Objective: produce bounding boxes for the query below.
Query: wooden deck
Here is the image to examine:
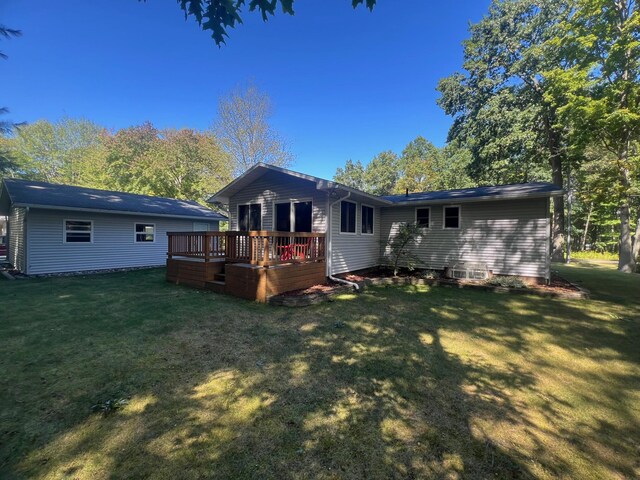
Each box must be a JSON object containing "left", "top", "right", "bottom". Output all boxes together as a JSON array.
[{"left": 166, "top": 231, "right": 326, "bottom": 302}]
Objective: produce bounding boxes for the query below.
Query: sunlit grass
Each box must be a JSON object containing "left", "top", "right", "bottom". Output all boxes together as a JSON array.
[{"left": 1, "top": 264, "right": 638, "bottom": 479}]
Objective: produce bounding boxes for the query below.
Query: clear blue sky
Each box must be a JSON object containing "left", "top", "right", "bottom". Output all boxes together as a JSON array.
[{"left": 1, "top": 0, "right": 489, "bottom": 179}]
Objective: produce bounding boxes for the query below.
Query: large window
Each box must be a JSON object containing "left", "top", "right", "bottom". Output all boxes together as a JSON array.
[
  {"left": 443, "top": 206, "right": 461, "bottom": 229},
  {"left": 293, "top": 201, "right": 312, "bottom": 233},
  {"left": 64, "top": 220, "right": 92, "bottom": 243},
  {"left": 238, "top": 203, "right": 262, "bottom": 231},
  {"left": 340, "top": 200, "right": 356, "bottom": 234},
  {"left": 135, "top": 223, "right": 155, "bottom": 242},
  {"left": 416, "top": 207, "right": 430, "bottom": 228},
  {"left": 275, "top": 202, "right": 291, "bottom": 232},
  {"left": 361, "top": 205, "right": 374, "bottom": 235}
]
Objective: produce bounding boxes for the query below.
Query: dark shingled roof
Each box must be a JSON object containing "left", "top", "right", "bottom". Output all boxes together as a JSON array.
[
  {"left": 1, "top": 178, "right": 227, "bottom": 220},
  {"left": 381, "top": 182, "right": 564, "bottom": 204}
]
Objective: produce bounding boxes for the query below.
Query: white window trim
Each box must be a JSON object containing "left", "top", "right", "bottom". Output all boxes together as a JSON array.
[
  {"left": 442, "top": 205, "right": 461, "bottom": 230},
  {"left": 63, "top": 219, "right": 93, "bottom": 244},
  {"left": 339, "top": 199, "right": 358, "bottom": 235},
  {"left": 361, "top": 203, "right": 375, "bottom": 235},
  {"left": 272, "top": 198, "right": 313, "bottom": 232},
  {"left": 134, "top": 222, "right": 156, "bottom": 243},
  {"left": 193, "top": 222, "right": 210, "bottom": 232},
  {"left": 415, "top": 206, "right": 431, "bottom": 229},
  {"left": 237, "top": 203, "right": 263, "bottom": 231}
]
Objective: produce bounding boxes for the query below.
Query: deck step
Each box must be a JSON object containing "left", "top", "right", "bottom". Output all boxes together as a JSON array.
[
  {"left": 205, "top": 280, "right": 226, "bottom": 294},
  {"left": 213, "top": 273, "right": 226, "bottom": 282}
]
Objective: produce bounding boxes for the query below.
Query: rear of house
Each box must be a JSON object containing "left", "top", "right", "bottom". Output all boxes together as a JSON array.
[
  {"left": 190, "top": 164, "right": 562, "bottom": 302},
  {"left": 0, "top": 179, "right": 226, "bottom": 275}
]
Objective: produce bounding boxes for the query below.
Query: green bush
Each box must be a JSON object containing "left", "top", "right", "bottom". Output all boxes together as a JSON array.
[
  {"left": 571, "top": 250, "right": 618, "bottom": 261},
  {"left": 484, "top": 276, "right": 528, "bottom": 289}
]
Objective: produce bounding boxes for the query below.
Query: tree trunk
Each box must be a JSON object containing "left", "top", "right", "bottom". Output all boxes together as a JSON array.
[
  {"left": 550, "top": 154, "right": 565, "bottom": 262},
  {"left": 618, "top": 202, "right": 636, "bottom": 272},
  {"left": 581, "top": 202, "right": 593, "bottom": 251},
  {"left": 632, "top": 209, "right": 640, "bottom": 265}
]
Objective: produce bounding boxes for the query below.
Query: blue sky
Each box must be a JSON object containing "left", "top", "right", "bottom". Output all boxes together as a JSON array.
[{"left": 1, "top": 0, "right": 489, "bottom": 179}]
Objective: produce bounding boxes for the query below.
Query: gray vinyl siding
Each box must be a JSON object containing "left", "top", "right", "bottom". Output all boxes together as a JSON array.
[
  {"left": 228, "top": 170, "right": 328, "bottom": 232},
  {"left": 330, "top": 201, "right": 381, "bottom": 275},
  {"left": 25, "top": 208, "right": 219, "bottom": 275},
  {"left": 380, "top": 198, "right": 550, "bottom": 278},
  {"left": 8, "top": 206, "right": 26, "bottom": 271}
]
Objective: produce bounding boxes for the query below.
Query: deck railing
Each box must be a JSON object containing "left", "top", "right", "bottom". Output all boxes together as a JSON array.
[{"left": 167, "top": 231, "right": 325, "bottom": 266}]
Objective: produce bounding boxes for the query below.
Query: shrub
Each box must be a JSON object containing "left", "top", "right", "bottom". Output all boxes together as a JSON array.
[
  {"left": 380, "top": 222, "right": 424, "bottom": 276},
  {"left": 571, "top": 250, "right": 618, "bottom": 261},
  {"left": 484, "top": 276, "right": 528, "bottom": 289}
]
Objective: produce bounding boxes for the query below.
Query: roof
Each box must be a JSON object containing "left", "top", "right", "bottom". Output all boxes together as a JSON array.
[
  {"left": 208, "top": 163, "right": 392, "bottom": 206},
  {"left": 208, "top": 163, "right": 564, "bottom": 206},
  {"left": 0, "top": 178, "right": 227, "bottom": 221},
  {"left": 381, "top": 182, "right": 564, "bottom": 205}
]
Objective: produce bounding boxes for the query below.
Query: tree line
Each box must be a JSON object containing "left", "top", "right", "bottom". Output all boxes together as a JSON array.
[
  {"left": 0, "top": 84, "right": 292, "bottom": 205},
  {"left": 333, "top": 0, "right": 639, "bottom": 272}
]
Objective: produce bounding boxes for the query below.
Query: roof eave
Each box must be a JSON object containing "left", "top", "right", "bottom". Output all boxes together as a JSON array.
[
  {"left": 13, "top": 203, "right": 227, "bottom": 221},
  {"left": 386, "top": 190, "right": 565, "bottom": 206}
]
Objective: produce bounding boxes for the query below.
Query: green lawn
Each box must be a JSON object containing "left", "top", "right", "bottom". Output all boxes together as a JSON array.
[{"left": 0, "top": 263, "right": 638, "bottom": 479}]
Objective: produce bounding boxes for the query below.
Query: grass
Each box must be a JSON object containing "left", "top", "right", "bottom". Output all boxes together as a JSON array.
[
  {"left": 570, "top": 250, "right": 618, "bottom": 261},
  {"left": 0, "top": 264, "right": 638, "bottom": 479}
]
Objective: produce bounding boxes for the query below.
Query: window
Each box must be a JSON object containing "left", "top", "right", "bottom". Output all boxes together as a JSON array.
[
  {"left": 340, "top": 201, "right": 356, "bottom": 233},
  {"left": 443, "top": 206, "right": 460, "bottom": 229},
  {"left": 135, "top": 223, "right": 155, "bottom": 242},
  {"left": 416, "top": 207, "right": 430, "bottom": 228},
  {"left": 275, "top": 202, "right": 291, "bottom": 232},
  {"left": 64, "top": 220, "right": 92, "bottom": 243},
  {"left": 238, "top": 204, "right": 262, "bottom": 231},
  {"left": 293, "top": 201, "right": 312, "bottom": 233},
  {"left": 361, "top": 205, "right": 374, "bottom": 234},
  {"left": 193, "top": 222, "right": 210, "bottom": 232}
]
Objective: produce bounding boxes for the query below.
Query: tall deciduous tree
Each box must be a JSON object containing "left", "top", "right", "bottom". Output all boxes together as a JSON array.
[
  {"left": 5, "top": 118, "right": 107, "bottom": 185},
  {"left": 364, "top": 151, "right": 399, "bottom": 195},
  {"left": 214, "top": 83, "right": 293, "bottom": 175},
  {"left": 437, "top": 0, "right": 572, "bottom": 262},
  {"left": 545, "top": 0, "right": 640, "bottom": 271},
  {"left": 334, "top": 159, "right": 367, "bottom": 191},
  {"left": 1, "top": 25, "right": 22, "bottom": 136},
  {"left": 170, "top": 0, "right": 376, "bottom": 45}
]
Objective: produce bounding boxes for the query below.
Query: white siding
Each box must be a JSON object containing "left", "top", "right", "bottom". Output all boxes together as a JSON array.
[
  {"left": 329, "top": 201, "right": 381, "bottom": 275},
  {"left": 8, "top": 206, "right": 26, "bottom": 271},
  {"left": 228, "top": 170, "right": 328, "bottom": 232},
  {"left": 25, "top": 208, "right": 219, "bottom": 275},
  {"left": 380, "top": 198, "right": 550, "bottom": 278}
]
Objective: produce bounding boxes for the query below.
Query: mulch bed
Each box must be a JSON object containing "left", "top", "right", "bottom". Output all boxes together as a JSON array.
[{"left": 269, "top": 267, "right": 589, "bottom": 307}]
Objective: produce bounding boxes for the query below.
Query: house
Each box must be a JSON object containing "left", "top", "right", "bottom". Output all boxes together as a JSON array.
[
  {"left": 0, "top": 178, "right": 226, "bottom": 275},
  {"left": 166, "top": 163, "right": 563, "bottom": 302}
]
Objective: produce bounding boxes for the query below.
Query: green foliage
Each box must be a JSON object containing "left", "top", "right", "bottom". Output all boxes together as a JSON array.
[
  {"left": 333, "top": 137, "right": 475, "bottom": 196},
  {"left": 170, "top": 0, "right": 376, "bottom": 45},
  {"left": 571, "top": 250, "right": 619, "bottom": 260},
  {"left": 381, "top": 222, "right": 424, "bottom": 276},
  {"left": 484, "top": 276, "right": 528, "bottom": 289}
]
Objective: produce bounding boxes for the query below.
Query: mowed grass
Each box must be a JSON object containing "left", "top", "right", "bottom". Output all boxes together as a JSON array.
[{"left": 0, "top": 264, "right": 638, "bottom": 480}]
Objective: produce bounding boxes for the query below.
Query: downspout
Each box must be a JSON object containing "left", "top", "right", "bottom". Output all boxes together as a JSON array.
[{"left": 327, "top": 191, "right": 360, "bottom": 291}]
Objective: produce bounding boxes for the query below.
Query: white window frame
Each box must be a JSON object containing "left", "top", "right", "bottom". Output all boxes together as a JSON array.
[
  {"left": 361, "top": 203, "right": 375, "bottom": 235},
  {"left": 193, "top": 222, "right": 210, "bottom": 232},
  {"left": 272, "top": 198, "right": 313, "bottom": 232},
  {"left": 339, "top": 200, "right": 357, "bottom": 235},
  {"left": 134, "top": 222, "right": 156, "bottom": 243},
  {"left": 415, "top": 207, "right": 431, "bottom": 229},
  {"left": 442, "top": 205, "right": 461, "bottom": 230},
  {"left": 63, "top": 219, "right": 93, "bottom": 244},
  {"left": 237, "top": 203, "right": 263, "bottom": 231}
]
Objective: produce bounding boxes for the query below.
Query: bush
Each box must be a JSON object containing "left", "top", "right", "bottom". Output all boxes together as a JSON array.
[
  {"left": 484, "top": 276, "right": 528, "bottom": 289},
  {"left": 571, "top": 250, "right": 618, "bottom": 261}
]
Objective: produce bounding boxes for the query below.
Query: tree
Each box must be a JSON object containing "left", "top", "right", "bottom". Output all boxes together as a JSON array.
[
  {"left": 171, "top": 0, "right": 376, "bottom": 46},
  {"left": 545, "top": 0, "right": 640, "bottom": 271},
  {"left": 4, "top": 118, "right": 107, "bottom": 185},
  {"left": 334, "top": 159, "right": 367, "bottom": 191},
  {"left": 144, "top": 128, "right": 233, "bottom": 202},
  {"left": 1, "top": 25, "right": 22, "bottom": 136},
  {"left": 214, "top": 83, "right": 293, "bottom": 175},
  {"left": 396, "top": 137, "right": 441, "bottom": 194},
  {"left": 437, "top": 0, "right": 573, "bottom": 262},
  {"left": 381, "top": 222, "right": 424, "bottom": 276}
]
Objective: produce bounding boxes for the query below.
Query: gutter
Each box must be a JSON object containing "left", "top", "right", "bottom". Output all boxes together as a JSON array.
[
  {"left": 327, "top": 191, "right": 360, "bottom": 292},
  {"left": 386, "top": 191, "right": 566, "bottom": 207}
]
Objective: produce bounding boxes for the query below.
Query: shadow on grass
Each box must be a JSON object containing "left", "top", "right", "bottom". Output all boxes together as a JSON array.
[{"left": 1, "top": 266, "right": 638, "bottom": 479}]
